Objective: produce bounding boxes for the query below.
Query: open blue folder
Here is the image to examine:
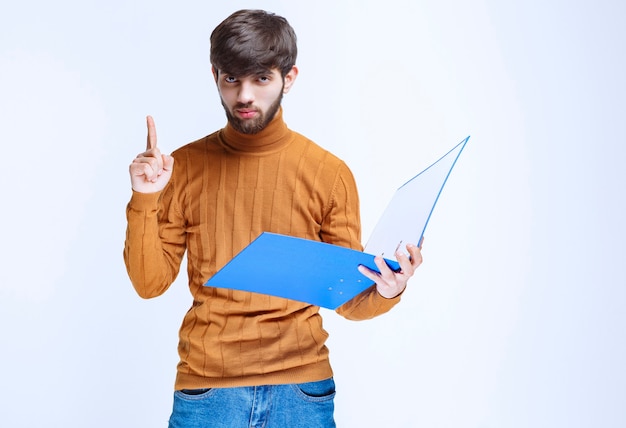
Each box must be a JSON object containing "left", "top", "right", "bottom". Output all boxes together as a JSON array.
[{"left": 206, "top": 136, "right": 469, "bottom": 309}]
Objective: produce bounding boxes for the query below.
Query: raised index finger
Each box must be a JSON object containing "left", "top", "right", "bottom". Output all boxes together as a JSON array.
[{"left": 146, "top": 115, "right": 157, "bottom": 150}]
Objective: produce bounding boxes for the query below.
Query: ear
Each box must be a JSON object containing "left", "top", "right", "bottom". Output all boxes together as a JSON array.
[
  {"left": 211, "top": 66, "right": 218, "bottom": 83},
  {"left": 282, "top": 66, "right": 299, "bottom": 94}
]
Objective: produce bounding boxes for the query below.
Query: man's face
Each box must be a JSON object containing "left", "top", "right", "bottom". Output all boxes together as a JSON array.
[{"left": 214, "top": 66, "right": 297, "bottom": 134}]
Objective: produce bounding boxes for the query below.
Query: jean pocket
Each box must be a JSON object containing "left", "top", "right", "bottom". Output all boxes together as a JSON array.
[
  {"left": 175, "top": 388, "right": 214, "bottom": 400},
  {"left": 292, "top": 378, "right": 336, "bottom": 402}
]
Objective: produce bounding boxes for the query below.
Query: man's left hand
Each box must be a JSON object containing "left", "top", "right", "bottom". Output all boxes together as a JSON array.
[{"left": 357, "top": 241, "right": 423, "bottom": 299}]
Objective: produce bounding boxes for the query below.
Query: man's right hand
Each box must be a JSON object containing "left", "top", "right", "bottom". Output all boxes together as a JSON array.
[{"left": 129, "top": 115, "right": 175, "bottom": 193}]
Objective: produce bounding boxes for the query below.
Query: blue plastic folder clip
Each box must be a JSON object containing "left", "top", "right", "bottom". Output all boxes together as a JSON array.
[{"left": 206, "top": 136, "right": 470, "bottom": 309}]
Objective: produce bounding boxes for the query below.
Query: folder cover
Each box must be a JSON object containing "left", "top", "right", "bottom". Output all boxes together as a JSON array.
[{"left": 206, "top": 136, "right": 469, "bottom": 309}]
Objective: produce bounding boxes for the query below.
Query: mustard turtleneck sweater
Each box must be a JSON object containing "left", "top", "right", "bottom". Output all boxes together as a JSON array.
[{"left": 124, "top": 109, "right": 402, "bottom": 390}]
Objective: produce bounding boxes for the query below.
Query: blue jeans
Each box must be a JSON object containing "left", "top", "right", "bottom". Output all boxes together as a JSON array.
[{"left": 168, "top": 378, "right": 336, "bottom": 428}]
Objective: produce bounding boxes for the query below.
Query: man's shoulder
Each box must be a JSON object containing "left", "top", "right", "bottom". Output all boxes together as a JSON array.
[
  {"left": 291, "top": 131, "right": 345, "bottom": 164},
  {"left": 172, "top": 131, "right": 221, "bottom": 158}
]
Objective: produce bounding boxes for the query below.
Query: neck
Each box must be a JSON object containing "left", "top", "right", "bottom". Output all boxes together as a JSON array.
[{"left": 219, "top": 107, "right": 292, "bottom": 154}]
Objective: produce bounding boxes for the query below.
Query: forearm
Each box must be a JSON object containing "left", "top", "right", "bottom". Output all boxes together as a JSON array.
[
  {"left": 123, "top": 190, "right": 185, "bottom": 298},
  {"left": 320, "top": 164, "right": 405, "bottom": 319}
]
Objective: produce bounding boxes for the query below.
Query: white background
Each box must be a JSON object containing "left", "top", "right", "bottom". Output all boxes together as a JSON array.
[{"left": 1, "top": 0, "right": 624, "bottom": 427}]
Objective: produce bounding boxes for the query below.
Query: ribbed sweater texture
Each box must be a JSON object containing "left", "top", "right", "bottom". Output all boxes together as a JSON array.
[{"left": 124, "top": 109, "right": 401, "bottom": 390}]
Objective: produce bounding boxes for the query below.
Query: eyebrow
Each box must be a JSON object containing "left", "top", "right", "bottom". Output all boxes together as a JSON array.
[{"left": 219, "top": 68, "right": 274, "bottom": 78}]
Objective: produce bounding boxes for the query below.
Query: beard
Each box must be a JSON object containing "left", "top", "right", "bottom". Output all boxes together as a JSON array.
[{"left": 222, "top": 90, "right": 284, "bottom": 135}]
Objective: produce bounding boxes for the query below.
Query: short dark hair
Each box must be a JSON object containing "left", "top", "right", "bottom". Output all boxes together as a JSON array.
[{"left": 210, "top": 9, "right": 297, "bottom": 78}]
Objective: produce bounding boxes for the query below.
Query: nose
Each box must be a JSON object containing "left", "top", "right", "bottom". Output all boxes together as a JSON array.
[{"left": 237, "top": 80, "right": 254, "bottom": 105}]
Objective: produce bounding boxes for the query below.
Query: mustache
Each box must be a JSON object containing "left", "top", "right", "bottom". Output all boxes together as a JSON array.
[{"left": 234, "top": 103, "right": 258, "bottom": 110}]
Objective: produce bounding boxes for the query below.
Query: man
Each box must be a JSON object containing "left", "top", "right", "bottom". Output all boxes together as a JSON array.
[{"left": 124, "top": 9, "right": 422, "bottom": 428}]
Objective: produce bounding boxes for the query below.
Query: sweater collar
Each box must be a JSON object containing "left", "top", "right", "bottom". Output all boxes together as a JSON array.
[{"left": 218, "top": 107, "right": 293, "bottom": 155}]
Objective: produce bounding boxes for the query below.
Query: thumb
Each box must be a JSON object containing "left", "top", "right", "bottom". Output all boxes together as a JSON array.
[{"left": 162, "top": 154, "right": 175, "bottom": 173}]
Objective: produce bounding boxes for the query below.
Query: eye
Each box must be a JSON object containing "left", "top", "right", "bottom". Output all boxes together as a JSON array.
[
  {"left": 258, "top": 75, "right": 271, "bottom": 83},
  {"left": 224, "top": 75, "right": 237, "bottom": 83}
]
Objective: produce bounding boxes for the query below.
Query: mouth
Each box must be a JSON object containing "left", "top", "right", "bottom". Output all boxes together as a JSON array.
[{"left": 235, "top": 108, "right": 258, "bottom": 119}]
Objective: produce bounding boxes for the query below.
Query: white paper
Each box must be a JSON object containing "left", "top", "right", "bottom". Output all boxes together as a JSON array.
[{"left": 364, "top": 136, "right": 469, "bottom": 261}]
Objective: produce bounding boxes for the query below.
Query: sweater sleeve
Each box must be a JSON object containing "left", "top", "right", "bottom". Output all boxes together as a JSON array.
[
  {"left": 335, "top": 285, "right": 403, "bottom": 320},
  {"left": 321, "top": 162, "right": 403, "bottom": 320},
  {"left": 123, "top": 183, "right": 187, "bottom": 299}
]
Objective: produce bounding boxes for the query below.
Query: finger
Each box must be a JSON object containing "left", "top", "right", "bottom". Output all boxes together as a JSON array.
[
  {"left": 146, "top": 115, "right": 157, "bottom": 151},
  {"left": 134, "top": 152, "right": 164, "bottom": 178},
  {"left": 374, "top": 255, "right": 398, "bottom": 280},
  {"left": 394, "top": 250, "right": 415, "bottom": 277},
  {"left": 357, "top": 264, "right": 379, "bottom": 282},
  {"left": 406, "top": 244, "right": 423, "bottom": 268},
  {"left": 162, "top": 154, "right": 175, "bottom": 172},
  {"left": 131, "top": 157, "right": 158, "bottom": 179},
  {"left": 396, "top": 250, "right": 411, "bottom": 273},
  {"left": 130, "top": 159, "right": 156, "bottom": 181},
  {"left": 359, "top": 263, "right": 395, "bottom": 289}
]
